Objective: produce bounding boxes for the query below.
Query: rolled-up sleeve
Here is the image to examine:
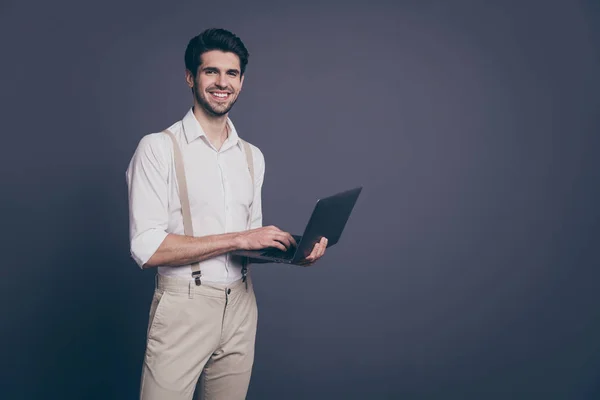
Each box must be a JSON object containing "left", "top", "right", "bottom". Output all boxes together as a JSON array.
[
  {"left": 125, "top": 134, "right": 170, "bottom": 268},
  {"left": 249, "top": 146, "right": 265, "bottom": 230}
]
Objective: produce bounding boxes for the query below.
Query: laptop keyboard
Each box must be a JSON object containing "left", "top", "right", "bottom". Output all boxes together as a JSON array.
[
  {"left": 260, "top": 235, "right": 302, "bottom": 260},
  {"left": 260, "top": 247, "right": 294, "bottom": 260}
]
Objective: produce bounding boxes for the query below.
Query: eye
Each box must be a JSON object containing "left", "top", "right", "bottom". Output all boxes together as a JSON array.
[{"left": 227, "top": 71, "right": 238, "bottom": 77}]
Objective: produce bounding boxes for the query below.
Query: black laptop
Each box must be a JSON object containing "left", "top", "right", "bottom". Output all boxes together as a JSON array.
[{"left": 231, "top": 187, "right": 362, "bottom": 264}]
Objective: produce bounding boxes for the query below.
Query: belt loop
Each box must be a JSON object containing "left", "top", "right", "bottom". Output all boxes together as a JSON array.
[{"left": 188, "top": 281, "right": 194, "bottom": 299}]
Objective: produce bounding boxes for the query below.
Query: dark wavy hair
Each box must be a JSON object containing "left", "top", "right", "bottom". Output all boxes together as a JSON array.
[{"left": 184, "top": 28, "right": 249, "bottom": 77}]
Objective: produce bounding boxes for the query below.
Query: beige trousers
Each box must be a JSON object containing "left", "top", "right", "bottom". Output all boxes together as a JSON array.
[{"left": 140, "top": 274, "right": 258, "bottom": 400}]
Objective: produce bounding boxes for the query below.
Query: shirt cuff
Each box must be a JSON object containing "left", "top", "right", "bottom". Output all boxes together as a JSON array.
[{"left": 130, "top": 229, "right": 169, "bottom": 268}]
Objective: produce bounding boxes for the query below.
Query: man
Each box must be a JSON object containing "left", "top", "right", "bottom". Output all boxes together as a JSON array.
[{"left": 126, "top": 28, "right": 327, "bottom": 400}]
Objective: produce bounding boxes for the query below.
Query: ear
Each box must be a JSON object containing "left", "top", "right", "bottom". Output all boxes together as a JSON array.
[
  {"left": 239, "top": 74, "right": 245, "bottom": 91},
  {"left": 185, "top": 69, "right": 195, "bottom": 89}
]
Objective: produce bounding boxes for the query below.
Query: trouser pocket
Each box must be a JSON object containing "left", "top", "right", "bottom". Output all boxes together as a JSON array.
[{"left": 146, "top": 289, "right": 168, "bottom": 338}]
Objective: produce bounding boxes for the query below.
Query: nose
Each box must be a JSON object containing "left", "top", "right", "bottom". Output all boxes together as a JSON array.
[{"left": 215, "top": 74, "right": 229, "bottom": 89}]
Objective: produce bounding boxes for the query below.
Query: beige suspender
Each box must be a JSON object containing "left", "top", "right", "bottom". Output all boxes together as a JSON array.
[
  {"left": 163, "top": 129, "right": 254, "bottom": 285},
  {"left": 239, "top": 138, "right": 254, "bottom": 289}
]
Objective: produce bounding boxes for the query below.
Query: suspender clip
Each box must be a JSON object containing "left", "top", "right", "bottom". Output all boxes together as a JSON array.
[
  {"left": 242, "top": 264, "right": 248, "bottom": 290},
  {"left": 193, "top": 271, "right": 202, "bottom": 286}
]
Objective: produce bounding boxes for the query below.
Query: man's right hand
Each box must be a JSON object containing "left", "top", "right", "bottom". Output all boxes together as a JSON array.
[{"left": 236, "top": 226, "right": 297, "bottom": 252}]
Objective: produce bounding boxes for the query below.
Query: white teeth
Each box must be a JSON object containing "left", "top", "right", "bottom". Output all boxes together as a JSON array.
[{"left": 212, "top": 92, "right": 228, "bottom": 98}]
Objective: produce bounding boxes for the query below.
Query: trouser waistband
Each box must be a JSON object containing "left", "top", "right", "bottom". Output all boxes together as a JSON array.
[{"left": 155, "top": 273, "right": 253, "bottom": 299}]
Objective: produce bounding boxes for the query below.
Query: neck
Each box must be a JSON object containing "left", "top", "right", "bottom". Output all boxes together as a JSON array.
[{"left": 192, "top": 104, "right": 229, "bottom": 146}]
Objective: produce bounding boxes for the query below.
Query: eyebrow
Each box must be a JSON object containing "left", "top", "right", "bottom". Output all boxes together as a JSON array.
[{"left": 201, "top": 66, "right": 240, "bottom": 75}]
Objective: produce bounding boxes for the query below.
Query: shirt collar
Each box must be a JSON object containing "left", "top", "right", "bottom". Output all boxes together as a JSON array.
[{"left": 182, "top": 107, "right": 240, "bottom": 149}]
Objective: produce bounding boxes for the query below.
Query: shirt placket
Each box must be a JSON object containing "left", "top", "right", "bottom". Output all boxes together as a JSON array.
[{"left": 216, "top": 150, "right": 231, "bottom": 279}]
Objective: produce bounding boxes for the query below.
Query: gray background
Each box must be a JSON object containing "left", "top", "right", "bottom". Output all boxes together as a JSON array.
[{"left": 1, "top": 0, "right": 599, "bottom": 399}]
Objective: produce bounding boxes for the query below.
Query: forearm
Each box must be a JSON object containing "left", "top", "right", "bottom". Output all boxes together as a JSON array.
[{"left": 143, "top": 232, "right": 243, "bottom": 269}]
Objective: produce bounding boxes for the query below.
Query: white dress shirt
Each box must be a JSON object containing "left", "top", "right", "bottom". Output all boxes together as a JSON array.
[{"left": 126, "top": 108, "right": 265, "bottom": 283}]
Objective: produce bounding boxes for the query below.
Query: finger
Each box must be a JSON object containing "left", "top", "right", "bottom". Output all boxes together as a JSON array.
[
  {"left": 267, "top": 232, "right": 287, "bottom": 248},
  {"left": 314, "top": 244, "right": 324, "bottom": 260},
  {"left": 270, "top": 240, "right": 287, "bottom": 252},
  {"left": 310, "top": 240, "right": 325, "bottom": 261},
  {"left": 280, "top": 232, "right": 296, "bottom": 249},
  {"left": 305, "top": 243, "right": 319, "bottom": 261},
  {"left": 284, "top": 233, "right": 296, "bottom": 248},
  {"left": 314, "top": 246, "right": 324, "bottom": 260},
  {"left": 288, "top": 233, "right": 297, "bottom": 248},
  {"left": 268, "top": 228, "right": 296, "bottom": 248},
  {"left": 318, "top": 238, "right": 328, "bottom": 258},
  {"left": 273, "top": 232, "right": 294, "bottom": 250}
]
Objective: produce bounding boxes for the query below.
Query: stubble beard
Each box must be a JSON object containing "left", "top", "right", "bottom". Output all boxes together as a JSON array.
[{"left": 194, "top": 86, "right": 239, "bottom": 117}]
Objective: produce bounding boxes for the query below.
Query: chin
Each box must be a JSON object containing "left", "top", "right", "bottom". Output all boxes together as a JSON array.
[
  {"left": 210, "top": 103, "right": 234, "bottom": 114},
  {"left": 207, "top": 107, "right": 230, "bottom": 117}
]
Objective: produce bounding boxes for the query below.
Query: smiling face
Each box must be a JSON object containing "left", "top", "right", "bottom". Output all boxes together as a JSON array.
[{"left": 186, "top": 50, "right": 244, "bottom": 117}]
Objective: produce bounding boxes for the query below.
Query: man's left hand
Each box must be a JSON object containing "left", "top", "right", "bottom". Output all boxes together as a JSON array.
[{"left": 297, "top": 237, "right": 328, "bottom": 267}]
